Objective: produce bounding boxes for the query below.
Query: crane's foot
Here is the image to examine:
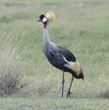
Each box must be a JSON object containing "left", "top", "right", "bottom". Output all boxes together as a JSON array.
[{"left": 66, "top": 90, "right": 72, "bottom": 98}]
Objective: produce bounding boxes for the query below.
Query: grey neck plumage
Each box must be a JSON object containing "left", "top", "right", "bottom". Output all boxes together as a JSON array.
[
  {"left": 43, "top": 21, "right": 58, "bottom": 54},
  {"left": 43, "top": 21, "right": 51, "bottom": 54}
]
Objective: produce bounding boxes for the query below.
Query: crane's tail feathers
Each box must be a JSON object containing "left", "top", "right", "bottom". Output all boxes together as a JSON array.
[{"left": 64, "top": 60, "right": 81, "bottom": 75}]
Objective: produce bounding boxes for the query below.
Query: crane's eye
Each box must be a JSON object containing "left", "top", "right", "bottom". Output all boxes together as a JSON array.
[{"left": 42, "top": 17, "right": 47, "bottom": 22}]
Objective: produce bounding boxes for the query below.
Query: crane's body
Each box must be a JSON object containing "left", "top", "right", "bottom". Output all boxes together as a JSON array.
[{"left": 37, "top": 14, "right": 84, "bottom": 98}]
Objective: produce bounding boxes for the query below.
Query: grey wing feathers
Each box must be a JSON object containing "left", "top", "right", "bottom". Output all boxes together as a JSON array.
[
  {"left": 45, "top": 51, "right": 67, "bottom": 69},
  {"left": 56, "top": 45, "right": 76, "bottom": 62},
  {"left": 44, "top": 43, "right": 76, "bottom": 70}
]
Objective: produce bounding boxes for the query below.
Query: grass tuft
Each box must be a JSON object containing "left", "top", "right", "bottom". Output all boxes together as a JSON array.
[
  {"left": 0, "top": 15, "right": 14, "bottom": 23},
  {"left": 0, "top": 61, "right": 19, "bottom": 96},
  {"left": 0, "top": 60, "right": 27, "bottom": 96},
  {"left": 98, "top": 90, "right": 109, "bottom": 99},
  {"left": 0, "top": 34, "right": 27, "bottom": 97}
]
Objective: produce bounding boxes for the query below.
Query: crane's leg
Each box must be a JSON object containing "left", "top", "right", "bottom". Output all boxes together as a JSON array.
[
  {"left": 66, "top": 76, "right": 74, "bottom": 98},
  {"left": 62, "top": 71, "right": 65, "bottom": 97}
]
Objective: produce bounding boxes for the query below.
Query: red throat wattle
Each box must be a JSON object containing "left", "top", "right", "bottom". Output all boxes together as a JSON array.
[{"left": 44, "top": 24, "right": 46, "bottom": 28}]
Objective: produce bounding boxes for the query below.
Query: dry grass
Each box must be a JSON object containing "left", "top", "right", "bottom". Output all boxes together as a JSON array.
[
  {"left": 0, "top": 35, "right": 27, "bottom": 97},
  {"left": 0, "top": 61, "right": 20, "bottom": 96},
  {"left": 0, "top": 60, "right": 27, "bottom": 97}
]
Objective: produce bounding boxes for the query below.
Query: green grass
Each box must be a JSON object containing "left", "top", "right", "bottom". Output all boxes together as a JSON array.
[
  {"left": 0, "top": 0, "right": 109, "bottom": 109},
  {"left": 0, "top": 96, "right": 109, "bottom": 110}
]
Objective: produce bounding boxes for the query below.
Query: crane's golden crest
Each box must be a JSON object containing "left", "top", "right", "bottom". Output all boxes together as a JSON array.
[{"left": 46, "top": 11, "right": 56, "bottom": 22}]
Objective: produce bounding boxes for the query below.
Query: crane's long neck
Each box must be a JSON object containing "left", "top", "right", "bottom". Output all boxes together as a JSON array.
[{"left": 43, "top": 21, "right": 51, "bottom": 53}]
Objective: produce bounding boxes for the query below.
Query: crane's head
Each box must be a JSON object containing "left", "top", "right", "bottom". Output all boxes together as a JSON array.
[
  {"left": 74, "top": 68, "right": 84, "bottom": 80},
  {"left": 37, "top": 11, "right": 56, "bottom": 28},
  {"left": 37, "top": 14, "right": 48, "bottom": 29},
  {"left": 37, "top": 15, "right": 48, "bottom": 23},
  {"left": 79, "top": 68, "right": 84, "bottom": 80}
]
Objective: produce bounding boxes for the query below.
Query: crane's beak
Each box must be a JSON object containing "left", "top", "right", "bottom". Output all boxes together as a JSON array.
[{"left": 37, "top": 19, "right": 41, "bottom": 22}]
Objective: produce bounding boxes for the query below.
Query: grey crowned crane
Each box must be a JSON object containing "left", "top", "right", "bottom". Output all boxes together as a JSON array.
[{"left": 37, "top": 11, "right": 84, "bottom": 98}]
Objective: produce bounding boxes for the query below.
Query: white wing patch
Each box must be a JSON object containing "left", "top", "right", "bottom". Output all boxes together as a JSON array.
[{"left": 62, "top": 55, "right": 80, "bottom": 75}]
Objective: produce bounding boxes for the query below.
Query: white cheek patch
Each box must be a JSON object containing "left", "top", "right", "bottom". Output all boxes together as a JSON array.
[{"left": 42, "top": 17, "right": 47, "bottom": 22}]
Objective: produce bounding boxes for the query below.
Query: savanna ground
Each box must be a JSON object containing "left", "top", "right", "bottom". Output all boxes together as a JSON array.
[{"left": 0, "top": 0, "right": 109, "bottom": 109}]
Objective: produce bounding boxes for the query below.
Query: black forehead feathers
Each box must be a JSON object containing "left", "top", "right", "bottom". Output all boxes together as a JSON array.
[{"left": 39, "top": 14, "right": 45, "bottom": 20}]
